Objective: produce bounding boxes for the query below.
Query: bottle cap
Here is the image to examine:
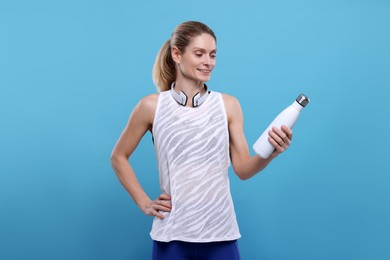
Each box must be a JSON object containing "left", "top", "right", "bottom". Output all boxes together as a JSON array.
[{"left": 296, "top": 94, "right": 310, "bottom": 107}]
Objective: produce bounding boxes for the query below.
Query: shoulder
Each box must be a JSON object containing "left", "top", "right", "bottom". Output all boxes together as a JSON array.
[
  {"left": 221, "top": 93, "right": 243, "bottom": 123},
  {"left": 133, "top": 93, "right": 159, "bottom": 123},
  {"left": 221, "top": 93, "right": 240, "bottom": 107},
  {"left": 138, "top": 93, "right": 159, "bottom": 109}
]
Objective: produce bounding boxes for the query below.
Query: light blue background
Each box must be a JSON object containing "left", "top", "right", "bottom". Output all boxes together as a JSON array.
[{"left": 1, "top": 0, "right": 389, "bottom": 259}]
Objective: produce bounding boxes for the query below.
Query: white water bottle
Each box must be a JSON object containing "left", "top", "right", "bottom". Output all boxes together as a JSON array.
[{"left": 253, "top": 94, "right": 310, "bottom": 159}]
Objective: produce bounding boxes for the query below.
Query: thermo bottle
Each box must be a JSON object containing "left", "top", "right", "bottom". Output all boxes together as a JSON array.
[{"left": 253, "top": 94, "right": 310, "bottom": 159}]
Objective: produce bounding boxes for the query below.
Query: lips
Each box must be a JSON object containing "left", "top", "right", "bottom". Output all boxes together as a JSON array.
[{"left": 197, "top": 69, "right": 212, "bottom": 73}]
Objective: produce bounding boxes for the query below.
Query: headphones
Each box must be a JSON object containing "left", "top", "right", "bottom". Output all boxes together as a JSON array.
[{"left": 170, "top": 82, "right": 210, "bottom": 107}]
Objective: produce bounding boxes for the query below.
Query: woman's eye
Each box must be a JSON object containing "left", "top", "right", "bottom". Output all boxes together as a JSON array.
[{"left": 195, "top": 53, "right": 202, "bottom": 57}]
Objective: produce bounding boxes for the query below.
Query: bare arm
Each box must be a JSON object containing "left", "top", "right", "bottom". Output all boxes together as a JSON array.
[
  {"left": 110, "top": 94, "right": 171, "bottom": 219},
  {"left": 223, "top": 94, "right": 292, "bottom": 180}
]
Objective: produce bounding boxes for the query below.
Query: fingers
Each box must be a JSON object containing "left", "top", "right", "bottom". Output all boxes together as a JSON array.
[
  {"left": 148, "top": 203, "right": 168, "bottom": 219},
  {"left": 154, "top": 201, "right": 172, "bottom": 213},
  {"left": 159, "top": 194, "right": 171, "bottom": 201},
  {"left": 268, "top": 126, "right": 293, "bottom": 154},
  {"left": 149, "top": 194, "right": 172, "bottom": 219},
  {"left": 281, "top": 125, "right": 293, "bottom": 141},
  {"left": 157, "top": 194, "right": 172, "bottom": 210},
  {"left": 269, "top": 127, "right": 289, "bottom": 148},
  {"left": 268, "top": 136, "right": 285, "bottom": 154},
  {"left": 154, "top": 211, "right": 165, "bottom": 219},
  {"left": 152, "top": 204, "right": 166, "bottom": 219}
]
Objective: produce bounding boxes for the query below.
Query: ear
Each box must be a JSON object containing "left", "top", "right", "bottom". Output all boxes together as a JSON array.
[{"left": 171, "top": 46, "right": 181, "bottom": 64}]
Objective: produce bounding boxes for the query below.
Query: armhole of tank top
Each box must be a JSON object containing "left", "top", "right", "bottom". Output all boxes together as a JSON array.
[
  {"left": 152, "top": 92, "right": 163, "bottom": 137},
  {"left": 218, "top": 93, "right": 231, "bottom": 167}
]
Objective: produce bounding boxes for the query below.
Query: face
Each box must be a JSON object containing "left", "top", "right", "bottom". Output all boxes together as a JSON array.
[{"left": 173, "top": 33, "right": 217, "bottom": 83}]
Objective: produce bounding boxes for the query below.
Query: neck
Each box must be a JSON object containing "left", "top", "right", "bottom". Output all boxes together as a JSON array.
[{"left": 174, "top": 77, "right": 206, "bottom": 97}]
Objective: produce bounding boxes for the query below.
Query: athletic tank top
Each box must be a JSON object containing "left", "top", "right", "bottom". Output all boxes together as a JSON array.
[{"left": 150, "top": 90, "right": 241, "bottom": 242}]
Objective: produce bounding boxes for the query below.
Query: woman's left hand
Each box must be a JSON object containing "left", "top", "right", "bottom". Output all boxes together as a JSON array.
[{"left": 268, "top": 125, "right": 293, "bottom": 157}]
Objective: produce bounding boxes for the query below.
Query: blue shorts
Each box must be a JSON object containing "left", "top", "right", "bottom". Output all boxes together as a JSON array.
[{"left": 152, "top": 240, "right": 241, "bottom": 260}]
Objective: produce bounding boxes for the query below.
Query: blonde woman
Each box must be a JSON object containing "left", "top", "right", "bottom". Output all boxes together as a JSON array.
[{"left": 111, "top": 21, "right": 292, "bottom": 260}]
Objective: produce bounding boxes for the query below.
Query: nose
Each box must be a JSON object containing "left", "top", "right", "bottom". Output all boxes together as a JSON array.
[{"left": 203, "top": 56, "right": 215, "bottom": 67}]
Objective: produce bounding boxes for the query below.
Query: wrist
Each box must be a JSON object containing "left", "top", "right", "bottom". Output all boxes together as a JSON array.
[{"left": 137, "top": 198, "right": 153, "bottom": 213}]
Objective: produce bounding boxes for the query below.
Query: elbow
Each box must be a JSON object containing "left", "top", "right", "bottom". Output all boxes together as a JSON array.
[
  {"left": 110, "top": 151, "right": 118, "bottom": 166},
  {"left": 110, "top": 153, "right": 118, "bottom": 173},
  {"left": 231, "top": 154, "right": 255, "bottom": 180},
  {"left": 110, "top": 151, "right": 125, "bottom": 170},
  {"left": 236, "top": 172, "right": 251, "bottom": 181},
  {"left": 233, "top": 167, "right": 251, "bottom": 181},
  {"left": 110, "top": 150, "right": 131, "bottom": 173}
]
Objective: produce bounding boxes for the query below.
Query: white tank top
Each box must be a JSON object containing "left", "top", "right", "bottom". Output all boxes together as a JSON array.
[{"left": 150, "top": 90, "right": 241, "bottom": 242}]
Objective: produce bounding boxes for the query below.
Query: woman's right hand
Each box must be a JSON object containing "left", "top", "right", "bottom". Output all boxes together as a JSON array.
[{"left": 143, "top": 194, "right": 172, "bottom": 219}]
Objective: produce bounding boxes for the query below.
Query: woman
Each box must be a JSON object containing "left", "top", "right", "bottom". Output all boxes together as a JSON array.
[{"left": 111, "top": 21, "right": 292, "bottom": 260}]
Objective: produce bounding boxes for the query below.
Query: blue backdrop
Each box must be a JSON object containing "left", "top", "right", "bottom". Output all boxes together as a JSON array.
[{"left": 1, "top": 0, "right": 389, "bottom": 259}]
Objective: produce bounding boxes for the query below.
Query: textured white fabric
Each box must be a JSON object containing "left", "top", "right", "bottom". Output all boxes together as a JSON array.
[{"left": 150, "top": 90, "right": 241, "bottom": 242}]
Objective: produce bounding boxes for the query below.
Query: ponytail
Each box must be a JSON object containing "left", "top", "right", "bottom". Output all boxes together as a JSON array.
[{"left": 153, "top": 39, "right": 176, "bottom": 92}]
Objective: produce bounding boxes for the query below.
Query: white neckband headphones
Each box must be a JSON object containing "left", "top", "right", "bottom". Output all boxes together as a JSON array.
[{"left": 170, "top": 82, "right": 210, "bottom": 107}]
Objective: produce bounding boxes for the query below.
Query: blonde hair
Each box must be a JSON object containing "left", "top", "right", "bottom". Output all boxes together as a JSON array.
[{"left": 152, "top": 21, "right": 216, "bottom": 92}]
